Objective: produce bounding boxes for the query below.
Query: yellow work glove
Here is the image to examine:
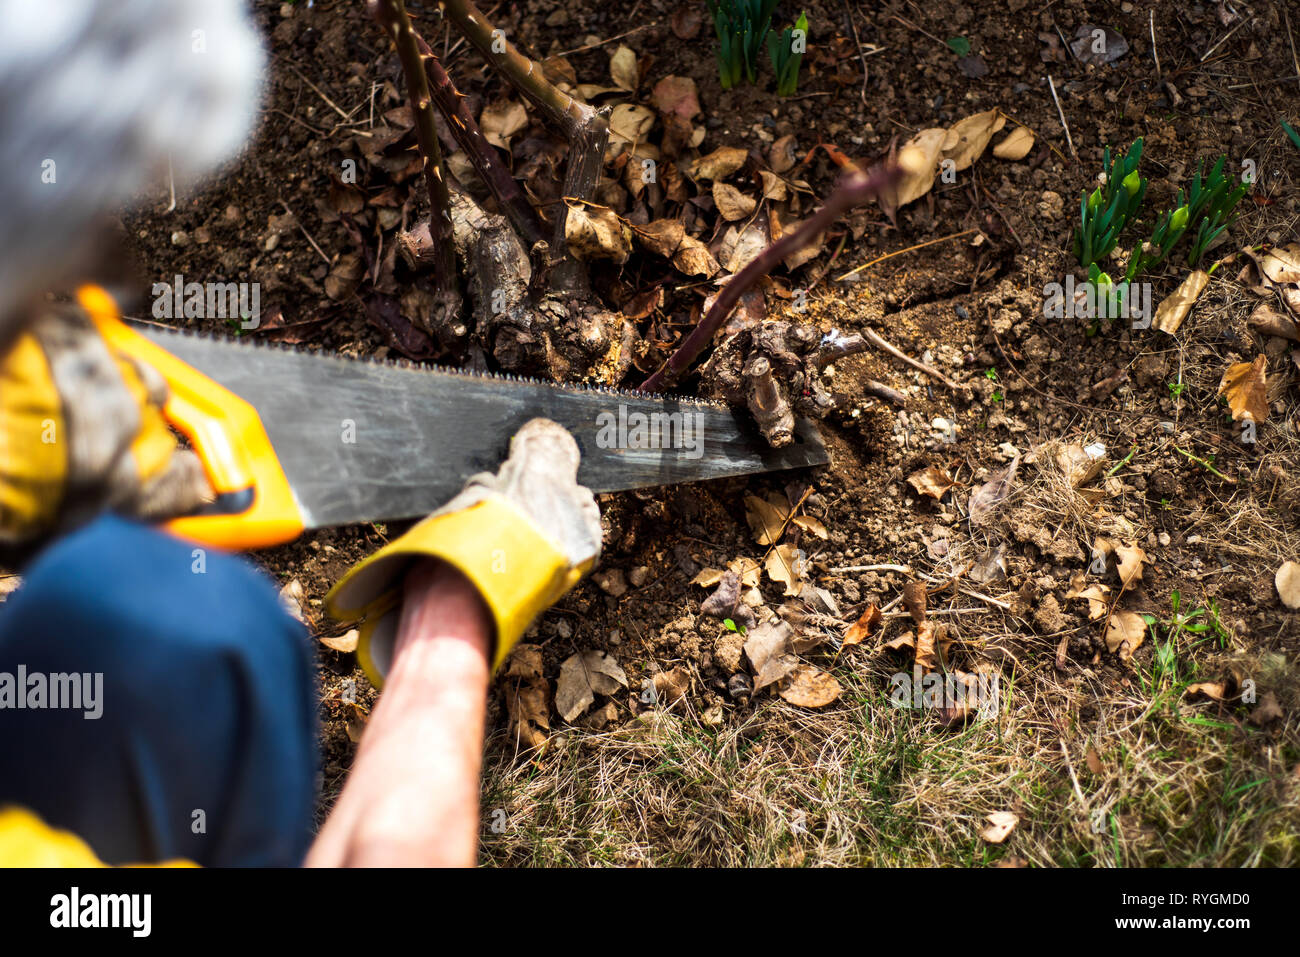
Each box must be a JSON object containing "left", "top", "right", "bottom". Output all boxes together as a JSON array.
[
  {"left": 0, "top": 292, "right": 212, "bottom": 550},
  {"left": 326, "top": 418, "right": 602, "bottom": 685}
]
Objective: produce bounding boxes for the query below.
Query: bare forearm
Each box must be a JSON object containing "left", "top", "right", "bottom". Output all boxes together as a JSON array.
[{"left": 308, "top": 561, "right": 491, "bottom": 867}]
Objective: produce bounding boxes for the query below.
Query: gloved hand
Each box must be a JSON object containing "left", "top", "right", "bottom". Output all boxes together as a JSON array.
[
  {"left": 0, "top": 292, "right": 213, "bottom": 550},
  {"left": 326, "top": 418, "right": 602, "bottom": 685}
]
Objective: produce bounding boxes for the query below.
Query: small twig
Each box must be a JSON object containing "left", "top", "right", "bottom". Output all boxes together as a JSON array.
[
  {"left": 841, "top": 0, "right": 870, "bottom": 106},
  {"left": 1284, "top": 6, "right": 1300, "bottom": 84},
  {"left": 1149, "top": 10, "right": 1162, "bottom": 78},
  {"left": 637, "top": 163, "right": 902, "bottom": 392},
  {"left": 551, "top": 24, "right": 655, "bottom": 58},
  {"left": 889, "top": 13, "right": 945, "bottom": 47},
  {"left": 1047, "top": 74, "right": 1077, "bottom": 159},
  {"left": 863, "top": 379, "right": 908, "bottom": 407},
  {"left": 835, "top": 228, "right": 976, "bottom": 282},
  {"left": 1200, "top": 16, "right": 1252, "bottom": 62},
  {"left": 164, "top": 152, "right": 176, "bottom": 214},
  {"left": 1105, "top": 444, "right": 1137, "bottom": 478},
  {"left": 828, "top": 563, "right": 912, "bottom": 574},
  {"left": 279, "top": 200, "right": 332, "bottom": 266},
  {"left": 860, "top": 328, "right": 960, "bottom": 391}
]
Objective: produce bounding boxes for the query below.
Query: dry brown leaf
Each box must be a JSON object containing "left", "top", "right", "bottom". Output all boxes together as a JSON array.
[
  {"left": 1085, "top": 744, "right": 1103, "bottom": 774},
  {"left": 1066, "top": 581, "right": 1111, "bottom": 621},
  {"left": 1248, "top": 301, "right": 1300, "bottom": 342},
  {"left": 608, "top": 103, "right": 656, "bottom": 146},
  {"left": 278, "top": 578, "right": 306, "bottom": 624},
  {"left": 565, "top": 203, "right": 632, "bottom": 263},
  {"left": 1054, "top": 443, "right": 1106, "bottom": 487},
  {"left": 992, "top": 125, "right": 1035, "bottom": 160},
  {"left": 672, "top": 235, "right": 720, "bottom": 276},
  {"left": 319, "top": 629, "right": 359, "bottom": 653},
  {"left": 980, "top": 810, "right": 1018, "bottom": 844},
  {"left": 713, "top": 181, "right": 757, "bottom": 221},
  {"left": 968, "top": 456, "right": 1020, "bottom": 527},
  {"left": 745, "top": 621, "right": 798, "bottom": 690},
  {"left": 1104, "top": 610, "right": 1147, "bottom": 660},
  {"left": 1217, "top": 355, "right": 1269, "bottom": 424},
  {"left": 1115, "top": 543, "right": 1147, "bottom": 590},
  {"left": 556, "top": 650, "right": 628, "bottom": 722},
  {"left": 1250, "top": 691, "right": 1284, "bottom": 725},
  {"left": 1186, "top": 681, "right": 1229, "bottom": 701},
  {"left": 769, "top": 134, "right": 798, "bottom": 173},
  {"left": 745, "top": 492, "right": 790, "bottom": 545},
  {"left": 876, "top": 128, "right": 946, "bottom": 213},
  {"left": 907, "top": 465, "right": 957, "bottom": 499},
  {"left": 633, "top": 218, "right": 685, "bottom": 258},
  {"left": 759, "top": 170, "right": 788, "bottom": 201},
  {"left": 914, "top": 620, "right": 940, "bottom": 670},
  {"left": 1259, "top": 243, "right": 1300, "bottom": 284},
  {"left": 883, "top": 632, "right": 915, "bottom": 654},
  {"left": 842, "top": 604, "right": 883, "bottom": 648},
  {"left": 652, "top": 666, "right": 691, "bottom": 706},
  {"left": 791, "top": 515, "right": 828, "bottom": 538},
  {"left": 1276, "top": 560, "right": 1300, "bottom": 609},
  {"left": 479, "top": 99, "right": 528, "bottom": 148},
  {"left": 650, "top": 75, "right": 700, "bottom": 120},
  {"left": 766, "top": 544, "right": 806, "bottom": 596},
  {"left": 1152, "top": 269, "right": 1209, "bottom": 335},
  {"left": 609, "top": 45, "right": 639, "bottom": 91},
  {"left": 502, "top": 644, "right": 550, "bottom": 751},
  {"left": 779, "top": 665, "right": 843, "bottom": 707},
  {"left": 691, "top": 145, "right": 749, "bottom": 181},
  {"left": 940, "top": 109, "right": 1006, "bottom": 172}
]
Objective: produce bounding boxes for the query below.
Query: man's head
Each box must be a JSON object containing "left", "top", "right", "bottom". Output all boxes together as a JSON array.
[{"left": 0, "top": 0, "right": 265, "bottom": 350}]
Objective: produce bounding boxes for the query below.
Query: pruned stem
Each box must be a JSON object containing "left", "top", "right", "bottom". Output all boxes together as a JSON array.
[
  {"left": 440, "top": 0, "right": 608, "bottom": 281},
  {"left": 408, "top": 27, "right": 544, "bottom": 247},
  {"left": 638, "top": 163, "right": 902, "bottom": 393},
  {"left": 441, "top": 0, "right": 595, "bottom": 136},
  {"left": 371, "top": 0, "right": 460, "bottom": 316}
]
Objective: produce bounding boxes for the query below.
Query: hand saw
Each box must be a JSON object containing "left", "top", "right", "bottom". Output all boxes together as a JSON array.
[{"left": 79, "top": 287, "right": 828, "bottom": 550}]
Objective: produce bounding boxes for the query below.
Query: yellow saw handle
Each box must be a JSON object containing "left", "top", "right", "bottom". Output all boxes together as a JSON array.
[{"left": 77, "top": 285, "right": 304, "bottom": 550}]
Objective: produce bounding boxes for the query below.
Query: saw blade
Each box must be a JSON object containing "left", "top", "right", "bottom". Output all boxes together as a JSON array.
[{"left": 135, "top": 324, "right": 828, "bottom": 529}]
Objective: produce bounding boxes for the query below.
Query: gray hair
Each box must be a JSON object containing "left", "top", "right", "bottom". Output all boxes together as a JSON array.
[{"left": 0, "top": 0, "right": 264, "bottom": 347}]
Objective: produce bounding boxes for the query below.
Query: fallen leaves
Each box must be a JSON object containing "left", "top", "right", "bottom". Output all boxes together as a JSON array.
[
  {"left": 691, "top": 145, "right": 748, "bottom": 181},
  {"left": 779, "top": 665, "right": 842, "bottom": 707},
  {"left": 556, "top": 650, "right": 629, "bottom": 723},
  {"left": 1152, "top": 269, "right": 1209, "bottom": 335},
  {"left": 745, "top": 492, "right": 791, "bottom": 545},
  {"left": 744, "top": 620, "right": 798, "bottom": 691},
  {"left": 1217, "top": 355, "right": 1269, "bottom": 424},
  {"left": 841, "top": 604, "right": 883, "bottom": 648},
  {"left": 968, "top": 456, "right": 1020, "bottom": 527},
  {"left": 1276, "top": 561, "right": 1300, "bottom": 609},
  {"left": 992, "top": 126, "right": 1035, "bottom": 160},
  {"left": 1104, "top": 611, "right": 1147, "bottom": 661},
  {"left": 765, "top": 543, "right": 807, "bottom": 597},
  {"left": 502, "top": 644, "right": 550, "bottom": 751},
  {"left": 907, "top": 465, "right": 957, "bottom": 500},
  {"left": 1115, "top": 543, "right": 1147, "bottom": 590},
  {"left": 565, "top": 202, "right": 632, "bottom": 263},
  {"left": 980, "top": 810, "right": 1019, "bottom": 844}
]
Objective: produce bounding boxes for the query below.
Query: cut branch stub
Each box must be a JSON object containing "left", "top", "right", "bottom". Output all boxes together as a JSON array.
[
  {"left": 440, "top": 0, "right": 608, "bottom": 288},
  {"left": 369, "top": 0, "right": 461, "bottom": 341},
  {"left": 637, "top": 162, "right": 903, "bottom": 394}
]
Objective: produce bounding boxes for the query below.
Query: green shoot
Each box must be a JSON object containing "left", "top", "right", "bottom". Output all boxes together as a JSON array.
[
  {"left": 707, "top": 0, "right": 779, "bottom": 90},
  {"left": 766, "top": 11, "right": 808, "bottom": 97},
  {"left": 1075, "top": 138, "right": 1147, "bottom": 270},
  {"left": 1183, "top": 156, "right": 1249, "bottom": 267}
]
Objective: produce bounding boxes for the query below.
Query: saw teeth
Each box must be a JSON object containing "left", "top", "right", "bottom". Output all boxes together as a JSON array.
[{"left": 132, "top": 320, "right": 733, "bottom": 409}]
